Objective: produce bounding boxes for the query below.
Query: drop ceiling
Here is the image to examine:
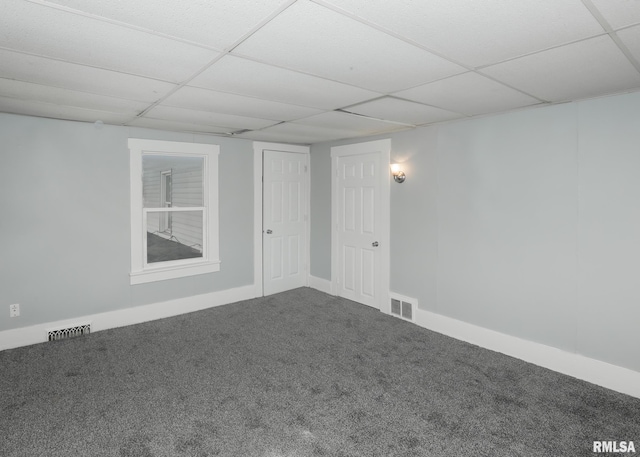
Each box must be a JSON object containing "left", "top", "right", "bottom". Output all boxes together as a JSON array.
[{"left": 1, "top": 0, "right": 639, "bottom": 144}]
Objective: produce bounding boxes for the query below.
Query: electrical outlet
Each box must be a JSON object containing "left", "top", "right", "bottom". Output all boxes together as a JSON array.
[{"left": 10, "top": 304, "right": 20, "bottom": 318}]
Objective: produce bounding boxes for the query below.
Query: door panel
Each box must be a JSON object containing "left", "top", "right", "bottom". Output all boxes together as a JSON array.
[
  {"left": 263, "top": 150, "right": 308, "bottom": 295},
  {"left": 362, "top": 248, "right": 375, "bottom": 298},
  {"left": 362, "top": 186, "right": 375, "bottom": 234},
  {"left": 271, "top": 182, "right": 283, "bottom": 222},
  {"left": 288, "top": 235, "right": 300, "bottom": 275},
  {"left": 289, "top": 182, "right": 300, "bottom": 221},
  {"left": 343, "top": 245, "right": 356, "bottom": 293},
  {"left": 270, "top": 236, "right": 283, "bottom": 280}
]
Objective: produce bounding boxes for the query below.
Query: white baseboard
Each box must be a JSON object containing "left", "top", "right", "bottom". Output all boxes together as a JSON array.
[
  {"left": 308, "top": 275, "right": 332, "bottom": 295},
  {"left": 415, "top": 308, "right": 640, "bottom": 399},
  {"left": 0, "top": 284, "right": 256, "bottom": 352},
  {"left": 4, "top": 284, "right": 638, "bottom": 399}
]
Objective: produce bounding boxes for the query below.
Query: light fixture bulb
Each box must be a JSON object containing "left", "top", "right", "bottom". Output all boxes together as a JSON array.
[{"left": 390, "top": 163, "right": 405, "bottom": 183}]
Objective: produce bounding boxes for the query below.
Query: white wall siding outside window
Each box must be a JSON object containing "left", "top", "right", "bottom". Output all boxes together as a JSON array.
[{"left": 129, "top": 139, "right": 220, "bottom": 284}]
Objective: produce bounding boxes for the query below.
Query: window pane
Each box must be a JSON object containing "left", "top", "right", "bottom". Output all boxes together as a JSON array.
[
  {"left": 146, "top": 210, "right": 203, "bottom": 264},
  {"left": 142, "top": 155, "right": 204, "bottom": 208}
]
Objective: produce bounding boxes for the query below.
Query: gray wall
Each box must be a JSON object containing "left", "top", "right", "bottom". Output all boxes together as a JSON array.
[
  {"left": 310, "top": 91, "right": 640, "bottom": 373},
  {"left": 0, "top": 113, "right": 254, "bottom": 331}
]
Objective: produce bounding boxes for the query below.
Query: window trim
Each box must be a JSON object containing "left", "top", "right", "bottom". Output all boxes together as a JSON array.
[{"left": 128, "top": 138, "right": 220, "bottom": 285}]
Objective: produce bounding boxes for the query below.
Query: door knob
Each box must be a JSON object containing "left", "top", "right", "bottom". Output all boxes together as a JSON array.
[
  {"left": 372, "top": 241, "right": 379, "bottom": 247},
  {"left": 266, "top": 229, "right": 273, "bottom": 234}
]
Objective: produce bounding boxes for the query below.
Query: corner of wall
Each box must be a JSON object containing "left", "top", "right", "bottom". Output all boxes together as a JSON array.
[{"left": 414, "top": 307, "right": 640, "bottom": 400}]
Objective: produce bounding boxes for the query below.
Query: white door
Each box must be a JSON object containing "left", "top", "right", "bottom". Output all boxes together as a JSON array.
[
  {"left": 332, "top": 139, "right": 390, "bottom": 310},
  {"left": 263, "top": 150, "right": 308, "bottom": 296}
]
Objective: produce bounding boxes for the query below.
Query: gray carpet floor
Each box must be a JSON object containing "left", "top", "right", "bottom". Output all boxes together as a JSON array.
[{"left": 1, "top": 288, "right": 638, "bottom": 456}]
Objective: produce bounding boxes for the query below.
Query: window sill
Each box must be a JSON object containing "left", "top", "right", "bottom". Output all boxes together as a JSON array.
[{"left": 130, "top": 260, "right": 221, "bottom": 285}]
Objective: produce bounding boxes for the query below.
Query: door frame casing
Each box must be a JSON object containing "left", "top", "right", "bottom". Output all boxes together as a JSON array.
[
  {"left": 253, "top": 141, "right": 310, "bottom": 297},
  {"left": 331, "top": 139, "right": 391, "bottom": 312}
]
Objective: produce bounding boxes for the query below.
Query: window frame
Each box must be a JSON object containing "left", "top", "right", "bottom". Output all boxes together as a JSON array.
[{"left": 128, "top": 138, "right": 220, "bottom": 285}]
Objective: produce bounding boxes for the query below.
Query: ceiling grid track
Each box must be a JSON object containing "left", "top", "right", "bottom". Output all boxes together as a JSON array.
[
  {"left": 1, "top": 0, "right": 639, "bottom": 142},
  {"left": 580, "top": 0, "right": 640, "bottom": 74},
  {"left": 129, "top": 0, "right": 301, "bottom": 126}
]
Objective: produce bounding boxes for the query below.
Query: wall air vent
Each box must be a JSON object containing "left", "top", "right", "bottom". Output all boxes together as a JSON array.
[
  {"left": 47, "top": 323, "right": 91, "bottom": 342},
  {"left": 389, "top": 293, "right": 417, "bottom": 323},
  {"left": 401, "top": 301, "right": 413, "bottom": 320},
  {"left": 391, "top": 298, "right": 401, "bottom": 316}
]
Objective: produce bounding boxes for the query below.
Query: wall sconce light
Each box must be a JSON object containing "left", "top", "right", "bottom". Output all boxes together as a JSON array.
[{"left": 390, "top": 163, "right": 406, "bottom": 183}]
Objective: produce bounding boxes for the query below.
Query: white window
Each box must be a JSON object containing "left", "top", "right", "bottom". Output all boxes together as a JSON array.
[{"left": 129, "top": 139, "right": 220, "bottom": 284}]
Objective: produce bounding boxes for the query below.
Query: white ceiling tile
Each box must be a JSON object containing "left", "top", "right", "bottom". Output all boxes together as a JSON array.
[
  {"left": 346, "top": 97, "right": 464, "bottom": 125},
  {"left": 0, "top": 78, "right": 149, "bottom": 115},
  {"left": 162, "top": 86, "right": 322, "bottom": 121},
  {"left": 232, "top": 0, "right": 465, "bottom": 93},
  {"left": 617, "top": 25, "right": 640, "bottom": 63},
  {"left": 190, "top": 55, "right": 381, "bottom": 110},
  {"left": 394, "top": 73, "right": 540, "bottom": 116},
  {"left": 143, "top": 106, "right": 279, "bottom": 130},
  {"left": 482, "top": 35, "right": 640, "bottom": 102},
  {"left": 0, "top": 1, "right": 638, "bottom": 144},
  {"left": 293, "top": 111, "right": 408, "bottom": 135},
  {"left": 0, "top": 96, "right": 134, "bottom": 124},
  {"left": 321, "top": 0, "right": 604, "bottom": 67},
  {"left": 0, "top": 49, "right": 177, "bottom": 103},
  {"left": 1, "top": 0, "right": 218, "bottom": 83},
  {"left": 42, "top": 0, "right": 290, "bottom": 50},
  {"left": 127, "top": 117, "right": 231, "bottom": 135},
  {"left": 590, "top": 0, "right": 640, "bottom": 29}
]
